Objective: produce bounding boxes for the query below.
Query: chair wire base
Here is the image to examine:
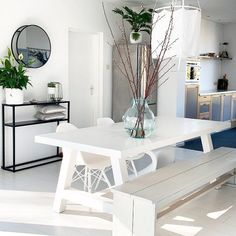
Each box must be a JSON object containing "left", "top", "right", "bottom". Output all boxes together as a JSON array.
[{"left": 72, "top": 165, "right": 112, "bottom": 193}]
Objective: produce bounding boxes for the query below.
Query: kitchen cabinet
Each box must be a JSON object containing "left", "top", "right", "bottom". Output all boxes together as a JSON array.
[
  {"left": 222, "top": 94, "right": 232, "bottom": 121},
  {"left": 199, "top": 113, "right": 210, "bottom": 120},
  {"left": 211, "top": 95, "right": 222, "bottom": 121},
  {"left": 198, "top": 95, "right": 211, "bottom": 120},
  {"left": 185, "top": 86, "right": 236, "bottom": 121},
  {"left": 232, "top": 95, "right": 236, "bottom": 120},
  {"left": 185, "top": 84, "right": 199, "bottom": 119}
]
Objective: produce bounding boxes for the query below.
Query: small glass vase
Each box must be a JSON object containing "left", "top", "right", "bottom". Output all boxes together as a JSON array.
[{"left": 122, "top": 98, "right": 155, "bottom": 138}]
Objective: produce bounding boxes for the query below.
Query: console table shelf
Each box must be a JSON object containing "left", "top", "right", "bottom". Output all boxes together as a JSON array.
[
  {"left": 2, "top": 100, "right": 70, "bottom": 172},
  {"left": 3, "top": 100, "right": 70, "bottom": 107},
  {"left": 5, "top": 118, "right": 68, "bottom": 127}
]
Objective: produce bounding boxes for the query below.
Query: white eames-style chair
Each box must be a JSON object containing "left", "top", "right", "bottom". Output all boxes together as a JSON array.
[{"left": 56, "top": 123, "right": 112, "bottom": 193}]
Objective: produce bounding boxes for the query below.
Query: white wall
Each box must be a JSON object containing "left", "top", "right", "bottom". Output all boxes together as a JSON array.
[
  {"left": 199, "top": 19, "right": 223, "bottom": 91},
  {"left": 158, "top": 58, "right": 187, "bottom": 117},
  {"left": 0, "top": 0, "right": 116, "bottom": 165},
  {"left": 222, "top": 23, "right": 236, "bottom": 89}
]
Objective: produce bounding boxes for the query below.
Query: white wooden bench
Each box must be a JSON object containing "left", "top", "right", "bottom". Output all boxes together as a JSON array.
[{"left": 112, "top": 147, "right": 236, "bottom": 236}]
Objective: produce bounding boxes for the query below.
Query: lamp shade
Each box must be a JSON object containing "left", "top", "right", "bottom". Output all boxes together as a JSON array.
[{"left": 152, "top": 1, "right": 201, "bottom": 59}]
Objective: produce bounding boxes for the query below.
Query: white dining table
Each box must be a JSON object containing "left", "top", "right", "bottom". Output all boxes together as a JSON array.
[{"left": 35, "top": 116, "right": 230, "bottom": 213}]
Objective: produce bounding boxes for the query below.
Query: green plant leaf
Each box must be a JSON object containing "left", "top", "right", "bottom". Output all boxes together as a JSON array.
[
  {"left": 123, "top": 6, "right": 135, "bottom": 16},
  {"left": 7, "top": 48, "right": 12, "bottom": 58},
  {"left": 0, "top": 47, "right": 32, "bottom": 90},
  {"left": 131, "top": 32, "right": 141, "bottom": 40},
  {"left": 113, "top": 6, "right": 154, "bottom": 35},
  {"left": 112, "top": 8, "right": 124, "bottom": 16},
  {"left": 4, "top": 59, "right": 11, "bottom": 70}
]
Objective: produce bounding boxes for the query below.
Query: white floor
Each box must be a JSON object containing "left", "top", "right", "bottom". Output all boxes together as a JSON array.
[{"left": 0, "top": 148, "right": 236, "bottom": 236}]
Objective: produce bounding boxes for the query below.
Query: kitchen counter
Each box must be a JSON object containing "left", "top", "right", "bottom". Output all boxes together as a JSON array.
[{"left": 199, "top": 90, "right": 236, "bottom": 96}]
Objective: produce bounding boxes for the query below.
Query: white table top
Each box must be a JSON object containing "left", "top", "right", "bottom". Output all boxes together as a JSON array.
[{"left": 35, "top": 117, "right": 230, "bottom": 158}]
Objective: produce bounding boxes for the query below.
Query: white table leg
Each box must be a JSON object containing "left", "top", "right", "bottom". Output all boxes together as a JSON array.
[
  {"left": 201, "top": 134, "right": 213, "bottom": 153},
  {"left": 111, "top": 155, "right": 129, "bottom": 186},
  {"left": 53, "top": 148, "right": 77, "bottom": 213}
]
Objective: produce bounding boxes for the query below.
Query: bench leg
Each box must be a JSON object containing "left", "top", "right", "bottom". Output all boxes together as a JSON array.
[
  {"left": 113, "top": 192, "right": 156, "bottom": 236},
  {"left": 201, "top": 134, "right": 213, "bottom": 153},
  {"left": 53, "top": 148, "right": 77, "bottom": 213},
  {"left": 113, "top": 193, "right": 133, "bottom": 236}
]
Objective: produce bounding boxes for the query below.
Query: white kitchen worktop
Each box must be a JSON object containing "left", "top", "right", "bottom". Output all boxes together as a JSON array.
[{"left": 199, "top": 90, "right": 236, "bottom": 96}]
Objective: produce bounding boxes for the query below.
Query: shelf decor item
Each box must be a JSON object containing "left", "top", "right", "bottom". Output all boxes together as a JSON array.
[
  {"left": 220, "top": 42, "right": 229, "bottom": 58},
  {"left": 0, "top": 48, "right": 32, "bottom": 104},
  {"left": 112, "top": 6, "right": 153, "bottom": 44},
  {"left": 47, "top": 82, "right": 56, "bottom": 101},
  {"left": 47, "top": 82, "right": 63, "bottom": 101},
  {"left": 35, "top": 104, "right": 66, "bottom": 121},
  {"left": 103, "top": 3, "right": 175, "bottom": 138}
]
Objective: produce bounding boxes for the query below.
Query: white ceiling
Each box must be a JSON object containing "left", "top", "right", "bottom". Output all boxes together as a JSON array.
[
  {"left": 108, "top": 0, "right": 236, "bottom": 23},
  {"left": 200, "top": 0, "right": 236, "bottom": 23}
]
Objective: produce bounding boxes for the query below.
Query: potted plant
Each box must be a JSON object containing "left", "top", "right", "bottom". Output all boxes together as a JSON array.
[
  {"left": 0, "top": 48, "right": 32, "bottom": 104},
  {"left": 113, "top": 6, "right": 153, "bottom": 44}
]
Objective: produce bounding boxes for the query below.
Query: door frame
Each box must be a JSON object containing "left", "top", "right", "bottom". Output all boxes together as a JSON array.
[{"left": 68, "top": 28, "right": 104, "bottom": 125}]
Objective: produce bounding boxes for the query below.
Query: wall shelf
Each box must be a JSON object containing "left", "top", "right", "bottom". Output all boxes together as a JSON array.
[{"left": 198, "top": 56, "right": 233, "bottom": 60}]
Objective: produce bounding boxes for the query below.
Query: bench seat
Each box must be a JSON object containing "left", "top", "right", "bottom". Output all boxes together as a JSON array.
[{"left": 112, "top": 147, "right": 236, "bottom": 236}]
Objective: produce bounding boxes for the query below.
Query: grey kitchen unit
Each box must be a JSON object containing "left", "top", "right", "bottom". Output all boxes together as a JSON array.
[
  {"left": 185, "top": 84, "right": 199, "bottom": 119},
  {"left": 232, "top": 94, "right": 236, "bottom": 120},
  {"left": 222, "top": 94, "right": 232, "bottom": 121},
  {"left": 211, "top": 95, "right": 222, "bottom": 121},
  {"left": 198, "top": 95, "right": 211, "bottom": 120},
  {"left": 112, "top": 44, "right": 157, "bottom": 122},
  {"left": 185, "top": 85, "right": 236, "bottom": 121}
]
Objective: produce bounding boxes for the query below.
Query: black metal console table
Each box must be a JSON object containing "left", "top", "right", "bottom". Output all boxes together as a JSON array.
[{"left": 2, "top": 100, "right": 70, "bottom": 172}]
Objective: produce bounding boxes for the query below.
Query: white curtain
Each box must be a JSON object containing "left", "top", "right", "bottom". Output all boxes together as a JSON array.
[{"left": 152, "top": 7, "right": 201, "bottom": 59}]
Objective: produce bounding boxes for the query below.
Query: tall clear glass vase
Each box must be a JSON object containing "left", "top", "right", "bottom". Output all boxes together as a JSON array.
[{"left": 122, "top": 98, "right": 155, "bottom": 138}]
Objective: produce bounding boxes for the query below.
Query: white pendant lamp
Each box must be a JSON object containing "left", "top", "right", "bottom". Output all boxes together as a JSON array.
[{"left": 152, "top": 0, "right": 201, "bottom": 59}]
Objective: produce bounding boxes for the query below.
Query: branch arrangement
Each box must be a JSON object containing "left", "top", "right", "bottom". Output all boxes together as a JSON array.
[
  {"left": 102, "top": 3, "right": 176, "bottom": 138},
  {"left": 102, "top": 3, "right": 176, "bottom": 100}
]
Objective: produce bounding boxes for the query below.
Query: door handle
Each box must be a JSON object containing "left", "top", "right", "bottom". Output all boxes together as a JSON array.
[{"left": 90, "top": 85, "right": 94, "bottom": 95}]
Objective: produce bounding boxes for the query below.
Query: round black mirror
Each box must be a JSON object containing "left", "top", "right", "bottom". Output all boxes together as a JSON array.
[{"left": 11, "top": 25, "right": 51, "bottom": 68}]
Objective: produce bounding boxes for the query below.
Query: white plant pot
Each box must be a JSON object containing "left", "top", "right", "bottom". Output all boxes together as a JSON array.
[
  {"left": 130, "top": 31, "right": 142, "bottom": 44},
  {"left": 5, "top": 88, "right": 24, "bottom": 104}
]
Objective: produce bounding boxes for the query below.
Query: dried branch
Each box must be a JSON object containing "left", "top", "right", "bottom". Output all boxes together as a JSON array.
[
  {"left": 102, "top": 2, "right": 136, "bottom": 97},
  {"left": 102, "top": 2, "right": 175, "bottom": 102}
]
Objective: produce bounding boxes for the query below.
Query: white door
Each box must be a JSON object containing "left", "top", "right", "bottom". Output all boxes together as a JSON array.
[{"left": 69, "top": 31, "right": 101, "bottom": 128}]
